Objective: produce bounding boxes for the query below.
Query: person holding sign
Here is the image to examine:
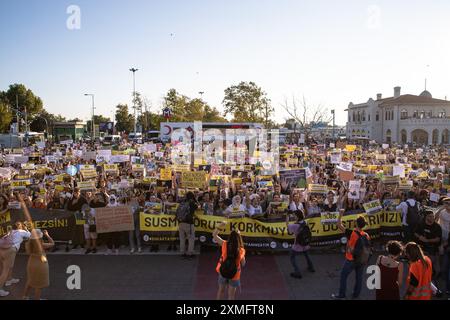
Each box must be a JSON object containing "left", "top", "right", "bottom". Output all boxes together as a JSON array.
[
  {"left": 286, "top": 211, "right": 315, "bottom": 279},
  {"left": 213, "top": 221, "right": 246, "bottom": 300},
  {"left": 331, "top": 211, "right": 371, "bottom": 300}
]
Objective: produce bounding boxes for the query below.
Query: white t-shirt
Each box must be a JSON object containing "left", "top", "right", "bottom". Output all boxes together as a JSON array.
[
  {"left": 438, "top": 208, "right": 450, "bottom": 242},
  {"left": 396, "top": 199, "right": 417, "bottom": 226},
  {"left": 11, "top": 229, "right": 31, "bottom": 251},
  {"left": 247, "top": 205, "right": 263, "bottom": 217},
  {"left": 289, "top": 202, "right": 304, "bottom": 212}
]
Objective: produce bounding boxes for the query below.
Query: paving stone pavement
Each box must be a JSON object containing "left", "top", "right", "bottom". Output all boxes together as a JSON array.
[{"left": 1, "top": 248, "right": 448, "bottom": 300}]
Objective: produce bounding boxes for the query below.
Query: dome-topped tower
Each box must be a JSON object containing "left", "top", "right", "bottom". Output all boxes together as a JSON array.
[{"left": 419, "top": 90, "right": 432, "bottom": 98}]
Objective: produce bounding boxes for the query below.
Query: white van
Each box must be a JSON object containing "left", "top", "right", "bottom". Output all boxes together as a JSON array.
[{"left": 103, "top": 135, "right": 121, "bottom": 145}]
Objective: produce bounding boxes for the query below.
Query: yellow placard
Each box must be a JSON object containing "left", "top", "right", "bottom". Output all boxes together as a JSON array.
[
  {"left": 160, "top": 168, "right": 172, "bottom": 181},
  {"left": 345, "top": 145, "right": 357, "bottom": 152},
  {"left": 181, "top": 171, "right": 207, "bottom": 189}
]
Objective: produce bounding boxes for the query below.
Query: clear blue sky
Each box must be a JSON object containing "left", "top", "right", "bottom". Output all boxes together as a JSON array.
[{"left": 1, "top": 0, "right": 450, "bottom": 125}]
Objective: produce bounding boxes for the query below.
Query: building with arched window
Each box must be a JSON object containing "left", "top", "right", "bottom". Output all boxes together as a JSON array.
[{"left": 346, "top": 86, "right": 450, "bottom": 145}]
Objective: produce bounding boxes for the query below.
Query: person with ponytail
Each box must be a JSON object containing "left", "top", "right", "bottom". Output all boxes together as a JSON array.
[
  {"left": 213, "top": 221, "right": 246, "bottom": 300},
  {"left": 404, "top": 242, "right": 433, "bottom": 300}
]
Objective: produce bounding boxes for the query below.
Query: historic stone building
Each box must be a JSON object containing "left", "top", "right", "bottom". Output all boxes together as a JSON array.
[{"left": 346, "top": 86, "right": 450, "bottom": 145}]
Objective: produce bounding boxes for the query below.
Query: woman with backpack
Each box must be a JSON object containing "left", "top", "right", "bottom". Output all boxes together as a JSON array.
[
  {"left": 213, "top": 221, "right": 246, "bottom": 300},
  {"left": 285, "top": 211, "right": 315, "bottom": 279}
]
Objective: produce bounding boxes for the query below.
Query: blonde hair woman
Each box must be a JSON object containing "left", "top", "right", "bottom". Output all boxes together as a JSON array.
[{"left": 23, "top": 229, "right": 54, "bottom": 300}]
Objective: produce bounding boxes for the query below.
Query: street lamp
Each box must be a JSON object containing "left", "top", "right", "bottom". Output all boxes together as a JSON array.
[
  {"left": 130, "top": 68, "right": 139, "bottom": 134},
  {"left": 84, "top": 94, "right": 95, "bottom": 140},
  {"left": 331, "top": 109, "right": 335, "bottom": 141}
]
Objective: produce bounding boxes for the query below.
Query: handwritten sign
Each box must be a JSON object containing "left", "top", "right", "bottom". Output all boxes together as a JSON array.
[
  {"left": 95, "top": 206, "right": 134, "bottom": 233},
  {"left": 181, "top": 171, "right": 207, "bottom": 189}
]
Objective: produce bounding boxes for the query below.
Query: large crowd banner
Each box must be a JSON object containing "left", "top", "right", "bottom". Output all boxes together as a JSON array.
[
  {"left": 95, "top": 206, "right": 134, "bottom": 234},
  {"left": 0, "top": 209, "right": 77, "bottom": 241},
  {"left": 139, "top": 210, "right": 402, "bottom": 250}
]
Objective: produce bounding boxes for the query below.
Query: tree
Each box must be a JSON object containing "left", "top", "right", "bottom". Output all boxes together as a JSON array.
[
  {"left": 162, "top": 89, "right": 227, "bottom": 123},
  {"left": 203, "top": 105, "right": 227, "bottom": 122},
  {"left": 281, "top": 96, "right": 332, "bottom": 143},
  {"left": 87, "top": 115, "right": 111, "bottom": 134},
  {"left": 222, "top": 81, "right": 273, "bottom": 125},
  {"left": 1, "top": 84, "right": 44, "bottom": 131},
  {"left": 115, "top": 104, "right": 134, "bottom": 133},
  {"left": 30, "top": 110, "right": 66, "bottom": 133},
  {"left": 0, "top": 102, "right": 13, "bottom": 133}
]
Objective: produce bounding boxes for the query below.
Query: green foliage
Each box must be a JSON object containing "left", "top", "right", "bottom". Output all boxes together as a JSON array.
[
  {"left": 1, "top": 84, "right": 44, "bottom": 121},
  {"left": 222, "top": 81, "right": 273, "bottom": 126},
  {"left": 162, "top": 89, "right": 227, "bottom": 122},
  {"left": 0, "top": 102, "right": 13, "bottom": 133},
  {"left": 114, "top": 104, "right": 135, "bottom": 133}
]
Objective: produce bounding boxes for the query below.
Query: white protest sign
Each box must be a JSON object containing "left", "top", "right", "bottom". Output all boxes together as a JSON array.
[
  {"left": 330, "top": 152, "right": 342, "bottom": 164},
  {"left": 337, "top": 162, "right": 353, "bottom": 172},
  {"left": 429, "top": 193, "right": 440, "bottom": 203},
  {"left": 382, "top": 144, "right": 389, "bottom": 149},
  {"left": 393, "top": 165, "right": 405, "bottom": 178},
  {"left": 348, "top": 180, "right": 361, "bottom": 199}
]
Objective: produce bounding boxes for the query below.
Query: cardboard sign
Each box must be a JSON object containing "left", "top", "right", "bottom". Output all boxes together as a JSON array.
[
  {"left": 363, "top": 200, "right": 383, "bottom": 214},
  {"left": 339, "top": 170, "right": 355, "bottom": 182},
  {"left": 181, "top": 171, "right": 207, "bottom": 189},
  {"left": 376, "top": 154, "right": 387, "bottom": 161},
  {"left": 95, "top": 206, "right": 134, "bottom": 233}
]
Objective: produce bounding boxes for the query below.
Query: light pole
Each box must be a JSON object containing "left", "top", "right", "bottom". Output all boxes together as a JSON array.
[
  {"left": 84, "top": 94, "right": 95, "bottom": 140},
  {"left": 130, "top": 68, "right": 139, "bottom": 134},
  {"left": 331, "top": 109, "right": 335, "bottom": 141}
]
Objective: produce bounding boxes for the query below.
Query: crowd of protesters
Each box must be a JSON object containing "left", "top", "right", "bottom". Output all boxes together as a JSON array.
[{"left": 0, "top": 136, "right": 449, "bottom": 300}]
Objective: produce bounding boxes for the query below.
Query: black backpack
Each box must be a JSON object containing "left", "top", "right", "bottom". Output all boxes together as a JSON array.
[
  {"left": 176, "top": 201, "right": 191, "bottom": 223},
  {"left": 406, "top": 201, "right": 420, "bottom": 227},
  {"left": 353, "top": 231, "right": 371, "bottom": 267},
  {"left": 219, "top": 245, "right": 238, "bottom": 279},
  {"left": 295, "top": 222, "right": 312, "bottom": 246}
]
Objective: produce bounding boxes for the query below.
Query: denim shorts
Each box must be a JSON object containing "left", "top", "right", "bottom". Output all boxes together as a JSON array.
[{"left": 218, "top": 274, "right": 241, "bottom": 288}]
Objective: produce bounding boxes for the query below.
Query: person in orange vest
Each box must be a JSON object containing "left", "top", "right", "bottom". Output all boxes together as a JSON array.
[
  {"left": 404, "top": 242, "right": 433, "bottom": 300},
  {"left": 213, "top": 221, "right": 246, "bottom": 300},
  {"left": 331, "top": 211, "right": 371, "bottom": 300}
]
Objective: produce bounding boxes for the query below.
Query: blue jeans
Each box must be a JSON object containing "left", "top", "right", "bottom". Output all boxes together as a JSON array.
[
  {"left": 290, "top": 250, "right": 314, "bottom": 275},
  {"left": 338, "top": 259, "right": 364, "bottom": 298},
  {"left": 445, "top": 252, "right": 450, "bottom": 292}
]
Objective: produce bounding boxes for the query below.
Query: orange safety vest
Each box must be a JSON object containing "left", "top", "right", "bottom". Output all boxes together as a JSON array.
[
  {"left": 406, "top": 256, "right": 433, "bottom": 300},
  {"left": 215, "top": 241, "right": 245, "bottom": 281},
  {"left": 345, "top": 229, "right": 370, "bottom": 261}
]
